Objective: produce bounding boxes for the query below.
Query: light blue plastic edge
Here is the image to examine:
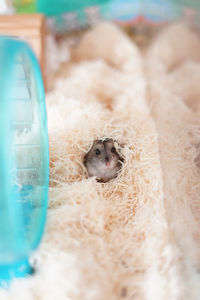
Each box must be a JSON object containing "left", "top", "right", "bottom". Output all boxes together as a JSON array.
[{"left": 0, "top": 36, "right": 49, "bottom": 286}]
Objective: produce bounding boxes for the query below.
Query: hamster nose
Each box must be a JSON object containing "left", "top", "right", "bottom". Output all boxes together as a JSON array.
[{"left": 105, "top": 156, "right": 110, "bottom": 166}]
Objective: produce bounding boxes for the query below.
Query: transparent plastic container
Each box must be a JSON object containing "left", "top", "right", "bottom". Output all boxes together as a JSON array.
[{"left": 0, "top": 37, "right": 49, "bottom": 285}]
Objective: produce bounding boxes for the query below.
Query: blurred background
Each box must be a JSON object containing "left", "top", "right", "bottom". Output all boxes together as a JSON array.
[{"left": 1, "top": 0, "right": 200, "bottom": 34}]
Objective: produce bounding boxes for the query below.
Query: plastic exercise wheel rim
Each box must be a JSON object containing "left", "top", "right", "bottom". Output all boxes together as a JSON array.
[{"left": 0, "top": 37, "right": 49, "bottom": 284}]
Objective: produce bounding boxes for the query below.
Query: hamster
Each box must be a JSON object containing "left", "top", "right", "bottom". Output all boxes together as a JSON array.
[{"left": 84, "top": 139, "right": 123, "bottom": 182}]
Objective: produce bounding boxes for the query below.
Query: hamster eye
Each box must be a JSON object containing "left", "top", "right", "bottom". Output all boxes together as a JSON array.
[
  {"left": 95, "top": 149, "right": 101, "bottom": 155},
  {"left": 111, "top": 147, "right": 116, "bottom": 153}
]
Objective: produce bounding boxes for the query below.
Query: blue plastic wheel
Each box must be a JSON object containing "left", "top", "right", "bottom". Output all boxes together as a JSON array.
[{"left": 0, "top": 37, "right": 49, "bottom": 285}]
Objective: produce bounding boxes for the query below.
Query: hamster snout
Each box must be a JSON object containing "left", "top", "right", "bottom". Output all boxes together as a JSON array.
[{"left": 84, "top": 139, "right": 123, "bottom": 182}]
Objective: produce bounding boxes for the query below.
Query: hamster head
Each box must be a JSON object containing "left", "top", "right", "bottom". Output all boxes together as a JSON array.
[{"left": 84, "top": 139, "right": 123, "bottom": 182}]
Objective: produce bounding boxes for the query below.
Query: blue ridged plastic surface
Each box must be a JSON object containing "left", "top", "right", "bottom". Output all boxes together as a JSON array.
[{"left": 0, "top": 37, "right": 49, "bottom": 286}]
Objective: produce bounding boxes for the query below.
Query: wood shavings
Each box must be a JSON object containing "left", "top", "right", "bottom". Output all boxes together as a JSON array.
[{"left": 2, "top": 22, "right": 200, "bottom": 300}]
